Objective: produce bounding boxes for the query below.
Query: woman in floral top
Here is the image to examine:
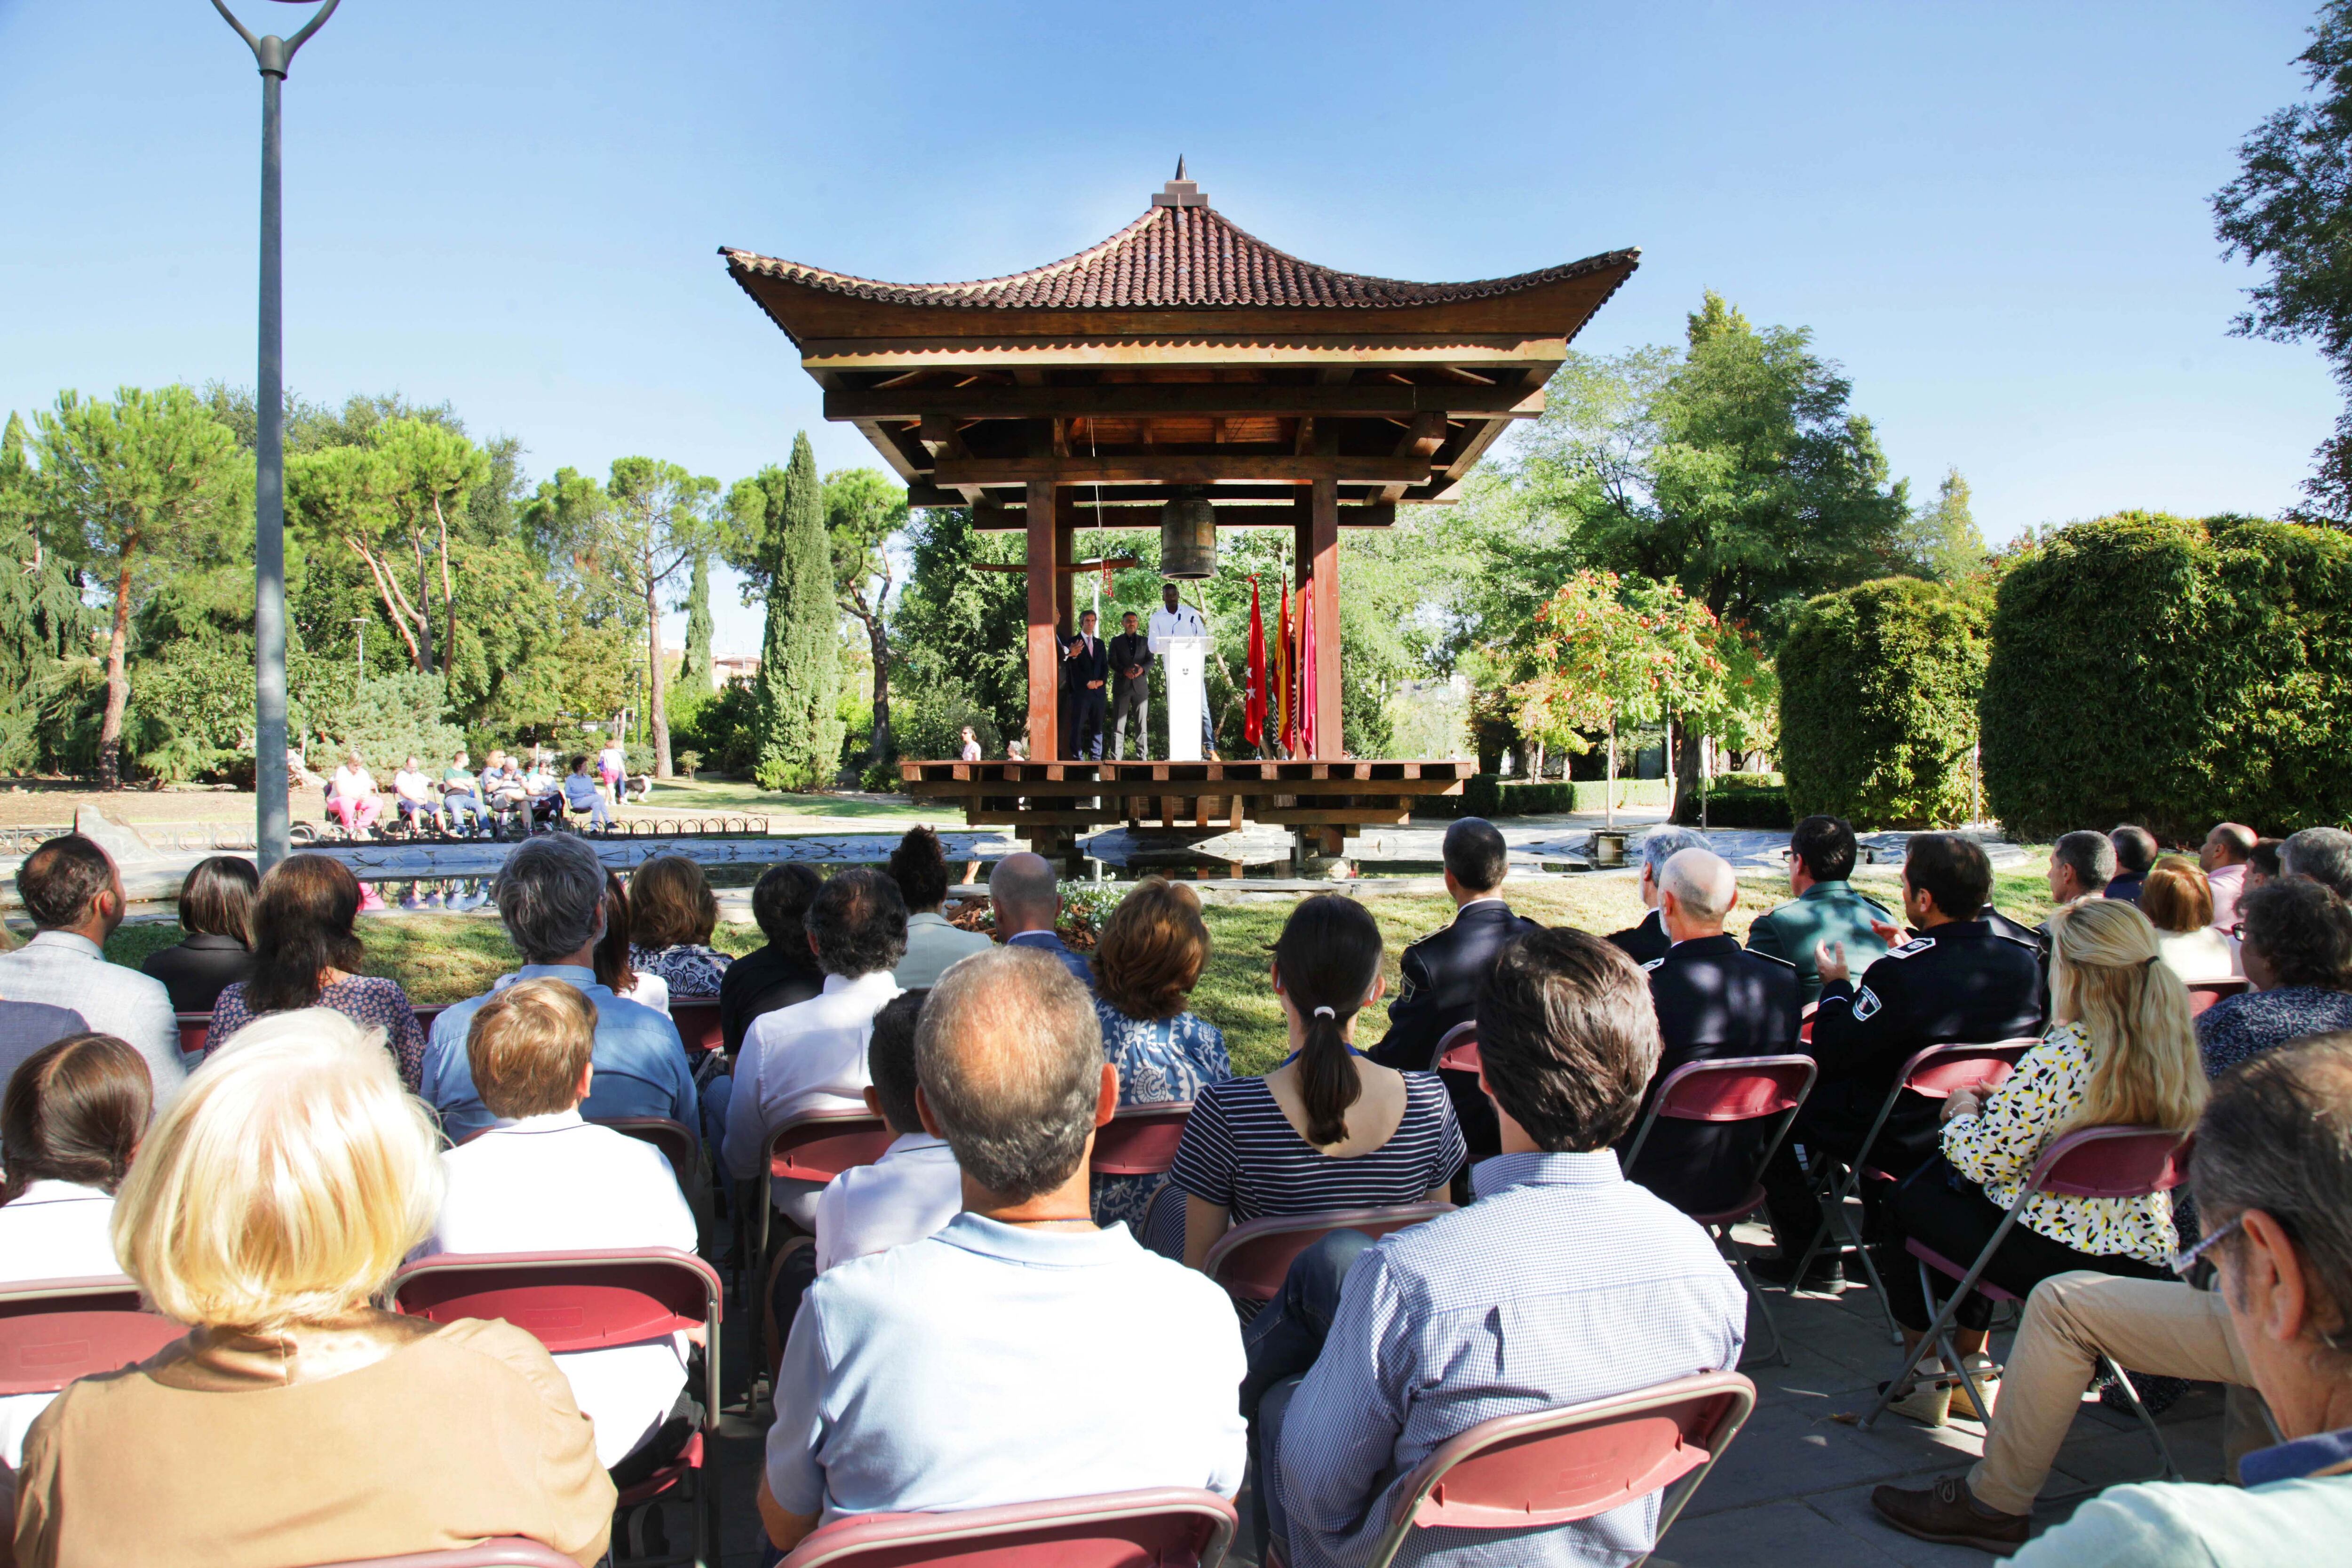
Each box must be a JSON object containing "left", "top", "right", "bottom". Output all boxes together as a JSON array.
[
  {"left": 1870, "top": 898, "right": 2207, "bottom": 1424},
  {"left": 625, "top": 855, "right": 732, "bottom": 998},
  {"left": 1087, "top": 878, "right": 1231, "bottom": 1232}
]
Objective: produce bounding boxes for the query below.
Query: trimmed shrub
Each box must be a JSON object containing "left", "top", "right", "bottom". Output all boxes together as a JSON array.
[
  {"left": 1672, "top": 776, "right": 1794, "bottom": 829},
  {"left": 1780, "top": 578, "right": 1986, "bottom": 828},
  {"left": 1418, "top": 776, "right": 1672, "bottom": 820},
  {"left": 1979, "top": 513, "right": 2352, "bottom": 843}
]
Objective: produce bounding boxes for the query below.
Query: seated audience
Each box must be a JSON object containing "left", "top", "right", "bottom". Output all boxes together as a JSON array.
[
  {"left": 959, "top": 725, "right": 981, "bottom": 763},
  {"left": 1248, "top": 927, "right": 1748, "bottom": 1568},
  {"left": 327, "top": 749, "right": 381, "bottom": 837},
  {"left": 9, "top": 1009, "right": 613, "bottom": 1567},
  {"left": 421, "top": 836, "right": 695, "bottom": 1143},
  {"left": 2047, "top": 828, "right": 2117, "bottom": 908},
  {"left": 438, "top": 748, "right": 484, "bottom": 835},
  {"left": 755, "top": 947, "right": 1244, "bottom": 1552},
  {"left": 560, "top": 756, "right": 613, "bottom": 832},
  {"left": 0, "top": 835, "right": 183, "bottom": 1099},
  {"left": 627, "top": 855, "right": 731, "bottom": 997},
  {"left": 391, "top": 756, "right": 439, "bottom": 832},
  {"left": 0, "top": 1001, "right": 92, "bottom": 1108},
  {"left": 480, "top": 751, "right": 527, "bottom": 812},
  {"left": 1746, "top": 813, "right": 1895, "bottom": 1005},
  {"left": 1089, "top": 879, "right": 1231, "bottom": 1230},
  {"left": 0, "top": 1034, "right": 150, "bottom": 1471},
  {"left": 2283, "top": 825, "right": 2352, "bottom": 900},
  {"left": 2106, "top": 824, "right": 2157, "bottom": 903},
  {"left": 2199, "top": 878, "right": 2352, "bottom": 1079},
  {"left": 1626, "top": 848, "right": 1801, "bottom": 1216},
  {"left": 887, "top": 827, "right": 992, "bottom": 988},
  {"left": 1367, "top": 818, "right": 1540, "bottom": 1162},
  {"left": 422, "top": 980, "right": 699, "bottom": 1483},
  {"left": 1163, "top": 895, "right": 1464, "bottom": 1268},
  {"left": 2249, "top": 836, "right": 2285, "bottom": 890},
  {"left": 1869, "top": 898, "right": 2207, "bottom": 1426},
  {"left": 1605, "top": 824, "right": 1708, "bottom": 966},
  {"left": 207, "top": 854, "right": 428, "bottom": 1090},
  {"left": 2202, "top": 821, "right": 2257, "bottom": 934},
  {"left": 988, "top": 852, "right": 1092, "bottom": 984},
  {"left": 591, "top": 868, "right": 667, "bottom": 1012},
  {"left": 2143, "top": 854, "right": 2238, "bottom": 980},
  {"left": 718, "top": 863, "right": 825, "bottom": 1057},
  {"left": 1758, "top": 833, "right": 2043, "bottom": 1289},
  {"left": 139, "top": 856, "right": 258, "bottom": 1013},
  {"left": 725, "top": 869, "right": 907, "bottom": 1231}
]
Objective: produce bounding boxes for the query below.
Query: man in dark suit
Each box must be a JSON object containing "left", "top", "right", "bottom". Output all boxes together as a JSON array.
[
  {"left": 1622, "top": 847, "right": 1801, "bottom": 1217},
  {"left": 1107, "top": 610, "right": 1152, "bottom": 761},
  {"left": 1061, "top": 610, "right": 1110, "bottom": 761},
  {"left": 1606, "top": 825, "right": 1708, "bottom": 966},
  {"left": 1367, "top": 817, "right": 1541, "bottom": 1162}
]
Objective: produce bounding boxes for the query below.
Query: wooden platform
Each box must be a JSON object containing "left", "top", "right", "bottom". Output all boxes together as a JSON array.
[{"left": 898, "top": 757, "right": 1476, "bottom": 855}]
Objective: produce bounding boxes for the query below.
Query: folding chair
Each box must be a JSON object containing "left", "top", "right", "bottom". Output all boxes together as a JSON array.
[
  {"left": 307, "top": 1542, "right": 580, "bottom": 1568},
  {"left": 0, "top": 1274, "right": 183, "bottom": 1401},
  {"left": 176, "top": 1012, "right": 212, "bottom": 1058},
  {"left": 1089, "top": 1100, "right": 1192, "bottom": 1177},
  {"left": 751, "top": 1109, "right": 895, "bottom": 1302},
  {"left": 1201, "top": 1203, "right": 1454, "bottom": 1307},
  {"left": 593, "top": 1116, "right": 702, "bottom": 1195},
  {"left": 391, "top": 1248, "right": 724, "bottom": 1568},
  {"left": 670, "top": 1000, "right": 724, "bottom": 1056},
  {"left": 779, "top": 1487, "right": 1238, "bottom": 1568},
  {"left": 1858, "top": 1124, "right": 2189, "bottom": 1483},
  {"left": 1432, "top": 1021, "right": 1480, "bottom": 1075},
  {"left": 1339, "top": 1370, "right": 1757, "bottom": 1568},
  {"left": 1787, "top": 1038, "right": 2038, "bottom": 1340},
  {"left": 1621, "top": 1056, "right": 1817, "bottom": 1367},
  {"left": 2186, "top": 977, "right": 2250, "bottom": 1018}
]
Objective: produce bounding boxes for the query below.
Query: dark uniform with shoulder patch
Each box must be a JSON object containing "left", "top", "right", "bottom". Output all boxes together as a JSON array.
[
  {"left": 1367, "top": 898, "right": 1542, "bottom": 1163},
  {"left": 1622, "top": 935, "right": 1803, "bottom": 1216},
  {"left": 1606, "top": 908, "right": 1669, "bottom": 967}
]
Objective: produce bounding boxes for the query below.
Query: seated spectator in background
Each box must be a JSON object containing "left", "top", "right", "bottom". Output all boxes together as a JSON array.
[
  {"left": 1367, "top": 817, "right": 1540, "bottom": 1162},
  {"left": 1162, "top": 894, "right": 1463, "bottom": 1267},
  {"left": 207, "top": 855, "right": 428, "bottom": 1090},
  {"left": 718, "top": 863, "right": 825, "bottom": 1056},
  {"left": 1746, "top": 813, "right": 1895, "bottom": 1005},
  {"left": 2106, "top": 824, "right": 2158, "bottom": 904},
  {"left": 888, "top": 827, "right": 992, "bottom": 989},
  {"left": 391, "top": 756, "right": 439, "bottom": 833},
  {"left": 627, "top": 855, "right": 731, "bottom": 997},
  {"left": 9, "top": 1009, "right": 614, "bottom": 1568},
  {"left": 422, "top": 836, "right": 695, "bottom": 1144},
  {"left": 1605, "top": 824, "right": 1708, "bottom": 966},
  {"left": 1251, "top": 927, "right": 1748, "bottom": 1568},
  {"left": 726, "top": 869, "right": 907, "bottom": 1232},
  {"left": 591, "top": 869, "right": 668, "bottom": 1013},
  {"left": 560, "top": 756, "right": 613, "bottom": 832},
  {"left": 138, "top": 855, "right": 257, "bottom": 1013},
  {"left": 2249, "top": 836, "right": 2285, "bottom": 890},
  {"left": 988, "top": 852, "right": 1091, "bottom": 984},
  {"left": 755, "top": 947, "right": 1244, "bottom": 1553},
  {"left": 327, "top": 750, "right": 381, "bottom": 838},
  {"left": 1089, "top": 879, "right": 1230, "bottom": 1231},
  {"left": 423, "top": 980, "right": 699, "bottom": 1483},
  {"left": 2283, "top": 825, "right": 2352, "bottom": 900},
  {"left": 1626, "top": 848, "right": 1801, "bottom": 1216},
  {"left": 2048, "top": 828, "right": 2118, "bottom": 909},
  {"left": 2144, "top": 854, "right": 2239, "bottom": 979},
  {"left": 959, "top": 726, "right": 981, "bottom": 763},
  {"left": 2199, "top": 878, "right": 2352, "bottom": 1079},
  {"left": 0, "top": 835, "right": 183, "bottom": 1101},
  {"left": 438, "top": 748, "right": 484, "bottom": 836},
  {"left": 1870, "top": 899, "right": 2207, "bottom": 1427},
  {"left": 480, "top": 750, "right": 527, "bottom": 812},
  {"left": 2000, "top": 1034, "right": 2352, "bottom": 1566},
  {"left": 0, "top": 1034, "right": 149, "bottom": 1471},
  {"left": 0, "top": 1001, "right": 92, "bottom": 1109},
  {"left": 2202, "top": 821, "right": 2257, "bottom": 934}
]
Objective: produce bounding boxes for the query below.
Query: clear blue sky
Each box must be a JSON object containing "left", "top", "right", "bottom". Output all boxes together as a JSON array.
[{"left": 0, "top": 0, "right": 2332, "bottom": 654}]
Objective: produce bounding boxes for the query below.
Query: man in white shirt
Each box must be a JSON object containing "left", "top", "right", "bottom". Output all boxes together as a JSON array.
[
  {"left": 1147, "top": 581, "right": 1216, "bottom": 760},
  {"left": 2202, "top": 820, "right": 2256, "bottom": 934},
  {"left": 724, "top": 869, "right": 908, "bottom": 1229},
  {"left": 0, "top": 836, "right": 182, "bottom": 1099},
  {"left": 424, "top": 978, "right": 700, "bottom": 1476},
  {"left": 757, "top": 947, "right": 1246, "bottom": 1553},
  {"left": 391, "top": 756, "right": 438, "bottom": 833}
]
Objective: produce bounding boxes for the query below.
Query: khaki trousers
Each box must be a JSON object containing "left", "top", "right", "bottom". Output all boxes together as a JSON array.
[{"left": 1969, "top": 1270, "right": 2268, "bottom": 1514}]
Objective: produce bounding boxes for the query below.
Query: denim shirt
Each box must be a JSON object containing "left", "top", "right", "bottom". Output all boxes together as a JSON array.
[{"left": 420, "top": 964, "right": 696, "bottom": 1142}]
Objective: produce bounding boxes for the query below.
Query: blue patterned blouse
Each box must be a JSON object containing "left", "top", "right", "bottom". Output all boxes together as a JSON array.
[
  {"left": 1089, "top": 1001, "right": 1231, "bottom": 1232},
  {"left": 207, "top": 975, "right": 428, "bottom": 1091},
  {"left": 629, "top": 943, "right": 732, "bottom": 1000}
]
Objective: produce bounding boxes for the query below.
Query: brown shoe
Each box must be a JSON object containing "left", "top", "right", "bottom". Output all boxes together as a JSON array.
[{"left": 1871, "top": 1476, "right": 2030, "bottom": 1555}]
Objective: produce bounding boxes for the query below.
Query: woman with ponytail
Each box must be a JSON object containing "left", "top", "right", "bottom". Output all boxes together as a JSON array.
[
  {"left": 1156, "top": 895, "right": 1465, "bottom": 1269},
  {"left": 1871, "top": 897, "right": 2208, "bottom": 1426}
]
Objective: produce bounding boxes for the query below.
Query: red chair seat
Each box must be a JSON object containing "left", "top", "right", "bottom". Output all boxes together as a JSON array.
[
  {"left": 779, "top": 1487, "right": 1236, "bottom": 1568},
  {"left": 0, "top": 1276, "right": 184, "bottom": 1398},
  {"left": 1202, "top": 1204, "right": 1453, "bottom": 1305},
  {"left": 1089, "top": 1102, "right": 1191, "bottom": 1178},
  {"left": 307, "top": 1540, "right": 580, "bottom": 1568},
  {"left": 1433, "top": 1022, "right": 1480, "bottom": 1076}
]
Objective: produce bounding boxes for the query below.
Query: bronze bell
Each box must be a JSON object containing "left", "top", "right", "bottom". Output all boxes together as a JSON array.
[{"left": 1158, "top": 486, "right": 1216, "bottom": 579}]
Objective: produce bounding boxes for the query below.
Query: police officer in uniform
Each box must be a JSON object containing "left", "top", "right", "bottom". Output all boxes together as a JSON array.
[
  {"left": 1367, "top": 817, "right": 1541, "bottom": 1162},
  {"left": 1746, "top": 814, "right": 1895, "bottom": 1006},
  {"left": 1755, "top": 832, "right": 2043, "bottom": 1289},
  {"left": 1606, "top": 825, "right": 1708, "bottom": 967},
  {"left": 1623, "top": 847, "right": 1801, "bottom": 1216}
]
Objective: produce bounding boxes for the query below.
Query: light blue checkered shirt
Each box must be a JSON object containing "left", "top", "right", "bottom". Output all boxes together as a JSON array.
[{"left": 1273, "top": 1150, "right": 1748, "bottom": 1568}]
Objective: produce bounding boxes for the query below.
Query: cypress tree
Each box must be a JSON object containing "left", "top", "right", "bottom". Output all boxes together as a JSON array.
[
  {"left": 677, "top": 549, "right": 714, "bottom": 693},
  {"left": 753, "top": 432, "right": 842, "bottom": 790}
]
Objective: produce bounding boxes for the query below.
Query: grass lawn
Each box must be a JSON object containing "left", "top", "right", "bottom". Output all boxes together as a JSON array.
[{"left": 638, "top": 777, "right": 937, "bottom": 824}]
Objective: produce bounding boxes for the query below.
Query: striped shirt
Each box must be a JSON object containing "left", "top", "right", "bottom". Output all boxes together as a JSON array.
[{"left": 1168, "top": 1071, "right": 1464, "bottom": 1220}]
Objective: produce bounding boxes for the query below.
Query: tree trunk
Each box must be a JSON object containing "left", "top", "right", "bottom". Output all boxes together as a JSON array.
[
  {"left": 413, "top": 532, "right": 436, "bottom": 674},
  {"left": 1669, "top": 716, "right": 1703, "bottom": 824},
  {"left": 435, "top": 496, "right": 458, "bottom": 687},
  {"left": 98, "top": 554, "right": 134, "bottom": 790},
  {"left": 866, "top": 614, "right": 892, "bottom": 764},
  {"left": 646, "top": 577, "right": 672, "bottom": 779},
  {"left": 1604, "top": 719, "right": 1617, "bottom": 830}
]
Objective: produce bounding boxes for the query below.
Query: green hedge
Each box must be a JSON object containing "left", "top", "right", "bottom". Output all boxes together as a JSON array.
[
  {"left": 1420, "top": 776, "right": 1672, "bottom": 819},
  {"left": 1779, "top": 578, "right": 1986, "bottom": 828},
  {"left": 1980, "top": 512, "right": 2352, "bottom": 843},
  {"left": 1672, "top": 777, "right": 1794, "bottom": 828}
]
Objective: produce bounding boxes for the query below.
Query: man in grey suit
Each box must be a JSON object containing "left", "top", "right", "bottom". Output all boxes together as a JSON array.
[{"left": 0, "top": 835, "right": 184, "bottom": 1099}]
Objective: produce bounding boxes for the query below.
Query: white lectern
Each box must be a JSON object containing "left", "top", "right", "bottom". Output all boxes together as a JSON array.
[{"left": 1156, "top": 634, "right": 1208, "bottom": 761}]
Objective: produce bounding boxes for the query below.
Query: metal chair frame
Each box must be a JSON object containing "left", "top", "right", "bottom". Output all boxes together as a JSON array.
[
  {"left": 590, "top": 1115, "right": 703, "bottom": 1196},
  {"left": 752, "top": 1108, "right": 895, "bottom": 1301},
  {"left": 1432, "top": 1020, "right": 1481, "bottom": 1076},
  {"left": 1201, "top": 1203, "right": 1454, "bottom": 1306},
  {"left": 778, "top": 1487, "right": 1239, "bottom": 1568},
  {"left": 1089, "top": 1100, "right": 1193, "bottom": 1177},
  {"left": 308, "top": 1542, "right": 580, "bottom": 1568}
]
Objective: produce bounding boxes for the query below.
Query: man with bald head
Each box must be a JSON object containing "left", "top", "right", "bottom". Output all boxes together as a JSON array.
[
  {"left": 2202, "top": 821, "right": 2257, "bottom": 934},
  {"left": 988, "top": 851, "right": 1092, "bottom": 986},
  {"left": 756, "top": 948, "right": 1244, "bottom": 1553},
  {"left": 1620, "top": 847, "right": 1801, "bottom": 1217}
]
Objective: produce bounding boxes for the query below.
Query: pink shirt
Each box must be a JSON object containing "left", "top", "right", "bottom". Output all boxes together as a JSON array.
[{"left": 2209, "top": 862, "right": 2247, "bottom": 934}]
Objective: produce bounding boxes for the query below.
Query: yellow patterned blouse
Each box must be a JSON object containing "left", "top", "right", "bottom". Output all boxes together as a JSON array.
[{"left": 1939, "top": 1020, "right": 2176, "bottom": 1267}]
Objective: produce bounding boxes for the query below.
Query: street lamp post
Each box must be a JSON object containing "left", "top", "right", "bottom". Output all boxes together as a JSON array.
[{"left": 212, "top": 0, "right": 340, "bottom": 872}]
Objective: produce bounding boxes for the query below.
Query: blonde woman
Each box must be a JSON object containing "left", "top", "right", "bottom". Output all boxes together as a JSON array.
[
  {"left": 1871, "top": 897, "right": 2207, "bottom": 1425},
  {"left": 9, "top": 1010, "right": 614, "bottom": 1568}
]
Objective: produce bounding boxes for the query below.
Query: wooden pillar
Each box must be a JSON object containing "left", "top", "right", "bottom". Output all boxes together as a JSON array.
[
  {"left": 1310, "top": 476, "right": 1341, "bottom": 759},
  {"left": 1025, "top": 479, "right": 1058, "bottom": 761},
  {"left": 1053, "top": 491, "right": 1078, "bottom": 758}
]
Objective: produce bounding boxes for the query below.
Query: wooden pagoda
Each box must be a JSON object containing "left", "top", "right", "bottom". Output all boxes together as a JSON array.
[{"left": 723, "top": 163, "right": 1637, "bottom": 859}]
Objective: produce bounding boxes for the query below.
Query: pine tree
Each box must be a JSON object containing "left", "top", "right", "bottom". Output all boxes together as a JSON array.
[
  {"left": 678, "top": 549, "right": 714, "bottom": 693},
  {"left": 753, "top": 432, "right": 842, "bottom": 790}
]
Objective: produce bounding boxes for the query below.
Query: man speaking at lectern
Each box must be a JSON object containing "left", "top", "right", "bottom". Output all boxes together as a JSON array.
[{"left": 1148, "top": 582, "right": 1216, "bottom": 761}]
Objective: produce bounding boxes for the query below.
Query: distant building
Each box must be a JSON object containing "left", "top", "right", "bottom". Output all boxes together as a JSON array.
[{"left": 712, "top": 654, "right": 761, "bottom": 689}]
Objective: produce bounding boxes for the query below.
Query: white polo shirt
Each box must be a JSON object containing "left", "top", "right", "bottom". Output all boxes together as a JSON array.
[
  {"left": 0, "top": 1181, "right": 122, "bottom": 1468},
  {"left": 812, "top": 1133, "right": 964, "bottom": 1273},
  {"left": 724, "top": 971, "right": 904, "bottom": 1228}
]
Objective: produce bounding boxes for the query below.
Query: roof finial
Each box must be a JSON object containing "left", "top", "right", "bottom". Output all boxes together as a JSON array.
[
  {"left": 1153, "top": 159, "right": 1207, "bottom": 209},
  {"left": 1175, "top": 154, "right": 1186, "bottom": 180}
]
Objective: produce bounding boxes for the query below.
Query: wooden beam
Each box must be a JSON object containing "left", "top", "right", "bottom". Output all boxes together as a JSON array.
[
  {"left": 932, "top": 455, "right": 1430, "bottom": 486},
  {"left": 1311, "top": 476, "right": 1341, "bottom": 760},
  {"left": 958, "top": 500, "right": 1397, "bottom": 530},
  {"left": 799, "top": 334, "right": 1570, "bottom": 370},
  {"left": 1025, "top": 480, "right": 1058, "bottom": 762},
  {"left": 1378, "top": 412, "right": 1450, "bottom": 503},
  {"left": 825, "top": 382, "right": 1544, "bottom": 421}
]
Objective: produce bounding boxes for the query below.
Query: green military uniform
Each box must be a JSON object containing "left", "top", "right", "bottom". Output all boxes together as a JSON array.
[{"left": 1746, "top": 879, "right": 1897, "bottom": 1005}]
